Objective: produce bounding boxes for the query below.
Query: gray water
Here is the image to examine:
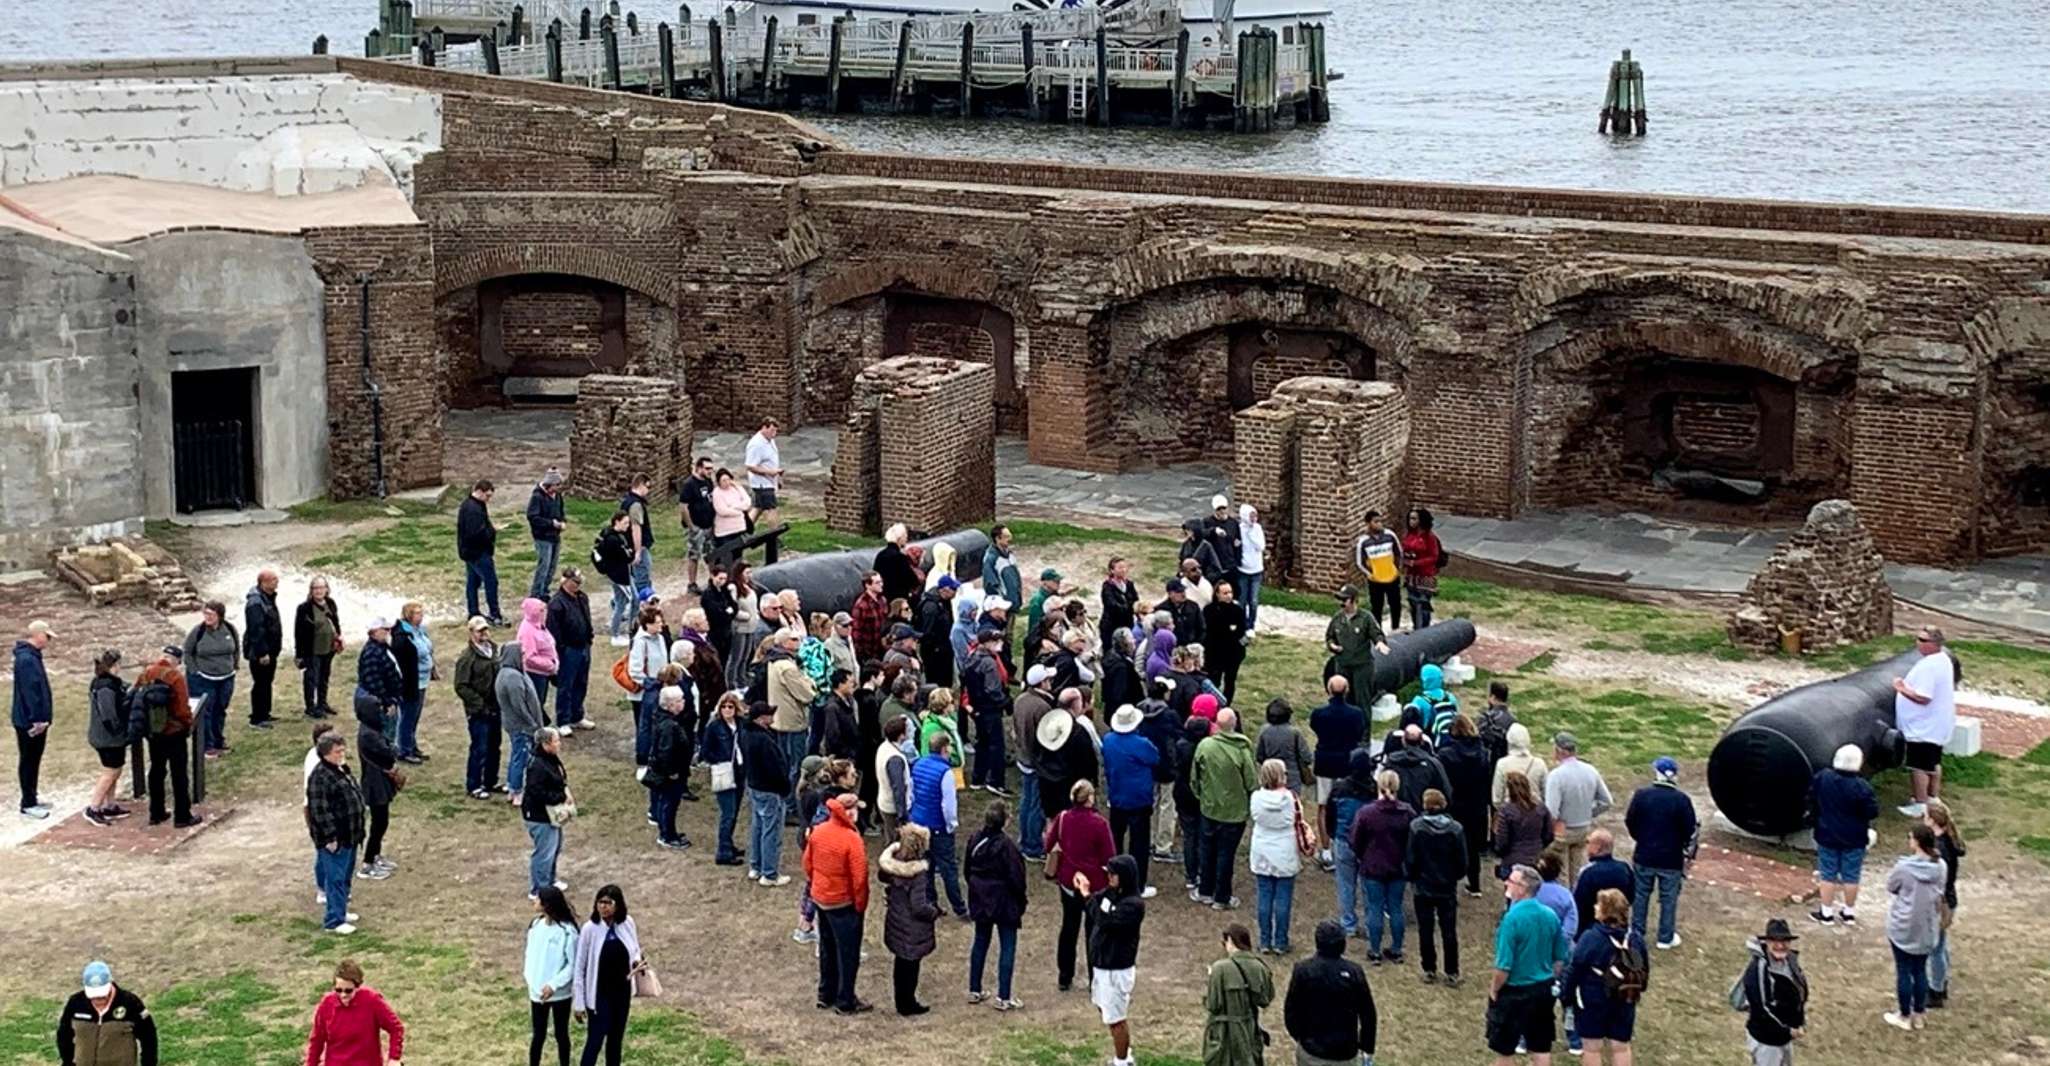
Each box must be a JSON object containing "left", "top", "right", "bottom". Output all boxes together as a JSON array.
[{"left": 7, "top": 0, "right": 2050, "bottom": 212}]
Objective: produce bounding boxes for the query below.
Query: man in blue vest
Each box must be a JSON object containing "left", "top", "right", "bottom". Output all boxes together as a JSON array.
[
  {"left": 621, "top": 475, "right": 656, "bottom": 602},
  {"left": 909, "top": 733, "right": 968, "bottom": 918}
]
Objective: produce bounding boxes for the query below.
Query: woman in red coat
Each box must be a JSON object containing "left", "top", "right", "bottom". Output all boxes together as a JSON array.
[
  {"left": 1044, "top": 779, "right": 1115, "bottom": 994},
  {"left": 1399, "top": 508, "right": 1446, "bottom": 630}
]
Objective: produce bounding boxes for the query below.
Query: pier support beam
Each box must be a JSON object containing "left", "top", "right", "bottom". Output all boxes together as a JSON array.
[
  {"left": 364, "top": 28, "right": 383, "bottom": 57},
  {"left": 313, "top": 34, "right": 329, "bottom": 55},
  {"left": 890, "top": 21, "right": 912, "bottom": 112},
  {"left": 960, "top": 23, "right": 974, "bottom": 117},
  {"left": 481, "top": 33, "right": 500, "bottom": 73},
  {"left": 1310, "top": 23, "right": 1330, "bottom": 122},
  {"left": 826, "top": 17, "right": 845, "bottom": 113},
  {"left": 657, "top": 23, "right": 675, "bottom": 95},
  {"left": 1171, "top": 27, "right": 1188, "bottom": 128},
  {"left": 758, "top": 16, "right": 778, "bottom": 105},
  {"left": 1020, "top": 25, "right": 1037, "bottom": 120},
  {"left": 601, "top": 17, "right": 622, "bottom": 90},
  {"left": 1095, "top": 26, "right": 1110, "bottom": 126},
  {"left": 509, "top": 4, "right": 524, "bottom": 44},
  {"left": 707, "top": 18, "right": 726, "bottom": 101},
  {"left": 545, "top": 22, "right": 563, "bottom": 81}
]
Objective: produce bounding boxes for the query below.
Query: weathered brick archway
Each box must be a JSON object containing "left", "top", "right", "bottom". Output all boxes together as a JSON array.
[{"left": 435, "top": 244, "right": 676, "bottom": 306}]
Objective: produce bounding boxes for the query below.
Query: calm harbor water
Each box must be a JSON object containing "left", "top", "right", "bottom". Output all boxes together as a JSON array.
[{"left": 6, "top": 0, "right": 2049, "bottom": 212}]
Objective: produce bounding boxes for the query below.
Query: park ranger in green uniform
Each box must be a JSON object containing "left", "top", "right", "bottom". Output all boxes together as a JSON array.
[
  {"left": 1325, "top": 585, "right": 1389, "bottom": 708},
  {"left": 57, "top": 961, "right": 157, "bottom": 1066}
]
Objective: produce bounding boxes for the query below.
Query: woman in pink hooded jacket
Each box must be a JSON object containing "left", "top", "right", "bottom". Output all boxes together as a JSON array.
[{"left": 518, "top": 597, "right": 560, "bottom": 706}]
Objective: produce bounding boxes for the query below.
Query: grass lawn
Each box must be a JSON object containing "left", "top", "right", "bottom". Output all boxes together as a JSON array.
[{"left": 8, "top": 514, "right": 2050, "bottom": 1065}]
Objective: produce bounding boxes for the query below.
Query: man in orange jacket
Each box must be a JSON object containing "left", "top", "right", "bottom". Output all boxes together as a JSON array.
[{"left": 804, "top": 794, "right": 872, "bottom": 1014}]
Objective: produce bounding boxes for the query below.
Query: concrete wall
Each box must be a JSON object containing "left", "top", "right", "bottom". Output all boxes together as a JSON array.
[
  {"left": 126, "top": 232, "right": 329, "bottom": 517},
  {"left": 0, "top": 229, "right": 142, "bottom": 571},
  {"left": 0, "top": 75, "right": 441, "bottom": 199}
]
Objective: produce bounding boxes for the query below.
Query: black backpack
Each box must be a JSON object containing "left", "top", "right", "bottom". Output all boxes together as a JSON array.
[
  {"left": 128, "top": 679, "right": 173, "bottom": 740},
  {"left": 1602, "top": 932, "right": 1650, "bottom": 1005}
]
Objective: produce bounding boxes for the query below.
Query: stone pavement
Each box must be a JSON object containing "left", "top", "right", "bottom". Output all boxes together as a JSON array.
[{"left": 454, "top": 413, "right": 2050, "bottom": 636}]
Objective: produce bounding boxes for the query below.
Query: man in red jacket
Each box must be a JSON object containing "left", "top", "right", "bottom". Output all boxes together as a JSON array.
[
  {"left": 804, "top": 794, "right": 874, "bottom": 1015},
  {"left": 305, "top": 959, "right": 403, "bottom": 1066}
]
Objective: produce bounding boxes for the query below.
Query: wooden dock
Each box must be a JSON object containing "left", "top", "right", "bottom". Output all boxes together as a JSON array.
[{"left": 363, "top": 0, "right": 1332, "bottom": 131}]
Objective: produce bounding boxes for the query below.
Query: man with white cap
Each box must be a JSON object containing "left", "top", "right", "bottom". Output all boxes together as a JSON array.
[
  {"left": 58, "top": 960, "right": 156, "bottom": 1066},
  {"left": 1012, "top": 663, "right": 1058, "bottom": 857},
  {"left": 1102, "top": 703, "right": 1162, "bottom": 897},
  {"left": 1200, "top": 494, "right": 1242, "bottom": 585},
  {"left": 11, "top": 619, "right": 55, "bottom": 818}
]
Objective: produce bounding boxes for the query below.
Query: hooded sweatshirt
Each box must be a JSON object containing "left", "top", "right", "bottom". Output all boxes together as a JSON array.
[
  {"left": 1237, "top": 505, "right": 1265, "bottom": 575},
  {"left": 1490, "top": 723, "right": 1548, "bottom": 807},
  {"left": 1405, "top": 811, "right": 1467, "bottom": 898},
  {"left": 1247, "top": 788, "right": 1303, "bottom": 877},
  {"left": 1084, "top": 854, "right": 1146, "bottom": 971},
  {"left": 10, "top": 639, "right": 52, "bottom": 729},
  {"left": 1405, "top": 664, "right": 1458, "bottom": 739},
  {"left": 517, "top": 598, "right": 559, "bottom": 677},
  {"left": 1739, "top": 939, "right": 1808, "bottom": 1046},
  {"left": 495, "top": 644, "right": 546, "bottom": 739},
  {"left": 1144, "top": 629, "right": 1177, "bottom": 682},
  {"left": 1885, "top": 852, "right": 1948, "bottom": 954}
]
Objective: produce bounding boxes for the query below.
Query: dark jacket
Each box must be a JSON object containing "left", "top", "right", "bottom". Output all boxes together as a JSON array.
[
  {"left": 87, "top": 674, "right": 130, "bottom": 750},
  {"left": 1083, "top": 854, "right": 1146, "bottom": 971},
  {"left": 1493, "top": 801, "right": 1554, "bottom": 870},
  {"left": 547, "top": 587, "right": 594, "bottom": 651},
  {"left": 1404, "top": 811, "right": 1467, "bottom": 898},
  {"left": 965, "top": 826, "right": 1029, "bottom": 928},
  {"left": 1937, "top": 831, "right": 1965, "bottom": 911},
  {"left": 1201, "top": 513, "right": 1242, "bottom": 578},
  {"left": 1284, "top": 925, "right": 1377, "bottom": 1060},
  {"left": 10, "top": 639, "right": 51, "bottom": 729},
  {"left": 1740, "top": 941, "right": 1808, "bottom": 1046},
  {"left": 1179, "top": 523, "right": 1224, "bottom": 584},
  {"left": 1100, "top": 578, "right": 1138, "bottom": 635},
  {"left": 1156, "top": 596, "right": 1204, "bottom": 647},
  {"left": 355, "top": 639, "right": 406, "bottom": 705},
  {"left": 1326, "top": 750, "right": 1379, "bottom": 852},
  {"left": 306, "top": 760, "right": 366, "bottom": 850},
  {"left": 1349, "top": 797, "right": 1415, "bottom": 880},
  {"left": 1201, "top": 600, "right": 1247, "bottom": 672},
  {"left": 874, "top": 544, "right": 919, "bottom": 603},
  {"left": 453, "top": 639, "right": 500, "bottom": 720},
  {"left": 1173, "top": 716, "right": 1210, "bottom": 815},
  {"left": 355, "top": 702, "right": 400, "bottom": 808},
  {"left": 525, "top": 485, "right": 565, "bottom": 542},
  {"left": 592, "top": 527, "right": 633, "bottom": 587},
  {"left": 700, "top": 716, "right": 739, "bottom": 766},
  {"left": 1624, "top": 780, "right": 1699, "bottom": 871},
  {"left": 738, "top": 718, "right": 790, "bottom": 794},
  {"left": 390, "top": 623, "right": 421, "bottom": 690},
  {"left": 1573, "top": 855, "right": 1637, "bottom": 934},
  {"left": 520, "top": 749, "right": 569, "bottom": 823},
  {"left": 293, "top": 599, "right": 341, "bottom": 662},
  {"left": 58, "top": 986, "right": 158, "bottom": 1066},
  {"left": 1808, "top": 768, "right": 1878, "bottom": 852},
  {"left": 698, "top": 580, "right": 737, "bottom": 643},
  {"left": 959, "top": 648, "right": 1011, "bottom": 719},
  {"left": 815, "top": 695, "right": 860, "bottom": 761},
  {"left": 1380, "top": 743, "right": 1450, "bottom": 813},
  {"left": 1100, "top": 645, "right": 1140, "bottom": 717},
  {"left": 916, "top": 592, "right": 957, "bottom": 686},
  {"left": 1137, "top": 698, "right": 1180, "bottom": 784},
  {"left": 1307, "top": 698, "right": 1366, "bottom": 780},
  {"left": 1436, "top": 733, "right": 1491, "bottom": 829},
  {"left": 456, "top": 494, "right": 497, "bottom": 562},
  {"left": 647, "top": 709, "right": 690, "bottom": 785},
  {"left": 243, "top": 586, "right": 282, "bottom": 661},
  {"left": 1565, "top": 922, "right": 1649, "bottom": 1015},
  {"left": 880, "top": 843, "right": 940, "bottom": 961}
]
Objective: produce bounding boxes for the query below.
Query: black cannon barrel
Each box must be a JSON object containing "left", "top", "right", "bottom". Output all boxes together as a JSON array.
[
  {"left": 1707, "top": 649, "right": 1916, "bottom": 837},
  {"left": 1369, "top": 619, "right": 1478, "bottom": 695},
  {"left": 753, "top": 529, "right": 990, "bottom": 617}
]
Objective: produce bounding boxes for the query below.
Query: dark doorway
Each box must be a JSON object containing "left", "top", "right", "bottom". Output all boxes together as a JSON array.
[{"left": 172, "top": 368, "right": 258, "bottom": 513}]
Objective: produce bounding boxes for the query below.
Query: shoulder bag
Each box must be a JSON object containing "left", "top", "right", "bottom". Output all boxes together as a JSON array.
[
  {"left": 631, "top": 957, "right": 663, "bottom": 998},
  {"left": 1042, "top": 810, "right": 1065, "bottom": 881},
  {"left": 546, "top": 800, "right": 578, "bottom": 827}
]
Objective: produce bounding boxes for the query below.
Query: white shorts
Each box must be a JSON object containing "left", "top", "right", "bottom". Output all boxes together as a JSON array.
[
  {"left": 1091, "top": 967, "right": 1136, "bottom": 1025},
  {"left": 1315, "top": 777, "right": 1335, "bottom": 804}
]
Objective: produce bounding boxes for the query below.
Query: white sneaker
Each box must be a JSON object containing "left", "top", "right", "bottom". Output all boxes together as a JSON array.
[
  {"left": 329, "top": 923, "right": 357, "bottom": 935},
  {"left": 1897, "top": 803, "right": 1927, "bottom": 818},
  {"left": 610, "top": 635, "right": 630, "bottom": 647},
  {"left": 19, "top": 806, "right": 49, "bottom": 820},
  {"left": 1882, "top": 1011, "right": 1913, "bottom": 1031},
  {"left": 553, "top": 880, "right": 568, "bottom": 891},
  {"left": 759, "top": 874, "right": 791, "bottom": 887},
  {"left": 346, "top": 912, "right": 360, "bottom": 923},
  {"left": 1140, "top": 886, "right": 1158, "bottom": 898},
  {"left": 316, "top": 892, "right": 328, "bottom": 905},
  {"left": 1656, "top": 935, "right": 1682, "bottom": 950}
]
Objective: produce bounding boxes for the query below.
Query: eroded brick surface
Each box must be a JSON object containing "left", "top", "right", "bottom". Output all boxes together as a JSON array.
[{"left": 825, "top": 357, "right": 995, "bottom": 536}]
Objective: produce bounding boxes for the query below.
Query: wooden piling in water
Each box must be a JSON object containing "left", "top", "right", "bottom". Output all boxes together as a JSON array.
[
  {"left": 364, "top": 28, "right": 382, "bottom": 57},
  {"left": 826, "top": 17, "right": 845, "bottom": 113},
  {"left": 1095, "top": 26, "right": 1110, "bottom": 126},
  {"left": 578, "top": 7, "right": 591, "bottom": 40},
  {"left": 1600, "top": 49, "right": 1647, "bottom": 136},
  {"left": 706, "top": 18, "right": 725, "bottom": 101},
  {"left": 891, "top": 21, "right": 913, "bottom": 113},
  {"left": 1627, "top": 51, "right": 1647, "bottom": 134},
  {"left": 759, "top": 16, "right": 778, "bottom": 105},
  {"left": 1232, "top": 31, "right": 1247, "bottom": 133},
  {"left": 509, "top": 4, "right": 524, "bottom": 43},
  {"left": 657, "top": 22, "right": 676, "bottom": 96},
  {"left": 545, "top": 22, "right": 564, "bottom": 81},
  {"left": 960, "top": 23, "right": 975, "bottom": 118},
  {"left": 1020, "top": 24, "right": 1036, "bottom": 120},
  {"left": 481, "top": 34, "right": 501, "bottom": 73},
  {"left": 602, "top": 18, "right": 622, "bottom": 89},
  {"left": 313, "top": 34, "right": 329, "bottom": 54},
  {"left": 1310, "top": 23, "right": 1330, "bottom": 122},
  {"left": 419, "top": 37, "right": 436, "bottom": 67},
  {"left": 626, "top": 12, "right": 638, "bottom": 35}
]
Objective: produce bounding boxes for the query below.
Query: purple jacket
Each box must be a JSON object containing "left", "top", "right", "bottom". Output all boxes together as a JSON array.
[{"left": 1348, "top": 797, "right": 1416, "bottom": 880}]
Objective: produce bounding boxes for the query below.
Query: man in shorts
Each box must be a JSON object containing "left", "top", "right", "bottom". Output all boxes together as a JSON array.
[
  {"left": 677, "top": 456, "right": 717, "bottom": 594},
  {"left": 744, "top": 418, "right": 783, "bottom": 531},
  {"left": 1489, "top": 863, "right": 1566, "bottom": 1065},
  {"left": 1891, "top": 624, "right": 1956, "bottom": 818},
  {"left": 1084, "top": 854, "right": 1147, "bottom": 1066}
]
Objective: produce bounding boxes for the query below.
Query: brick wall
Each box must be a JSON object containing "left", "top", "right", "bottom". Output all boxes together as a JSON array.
[
  {"left": 305, "top": 224, "right": 440, "bottom": 496},
  {"left": 1728, "top": 499, "right": 1894, "bottom": 652},
  {"left": 825, "top": 357, "right": 996, "bottom": 536},
  {"left": 569, "top": 374, "right": 692, "bottom": 500},
  {"left": 1233, "top": 377, "right": 1410, "bottom": 592},
  {"left": 1672, "top": 397, "right": 1761, "bottom": 456},
  {"left": 1849, "top": 397, "right": 1979, "bottom": 561}
]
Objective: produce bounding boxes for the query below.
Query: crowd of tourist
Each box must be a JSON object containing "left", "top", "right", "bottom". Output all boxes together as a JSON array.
[{"left": 9, "top": 428, "right": 1977, "bottom": 1066}]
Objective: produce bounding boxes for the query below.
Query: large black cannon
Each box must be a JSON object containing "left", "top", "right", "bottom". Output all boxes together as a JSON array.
[
  {"left": 1707, "top": 649, "right": 1915, "bottom": 837},
  {"left": 753, "top": 529, "right": 990, "bottom": 617},
  {"left": 1321, "top": 619, "right": 1478, "bottom": 700}
]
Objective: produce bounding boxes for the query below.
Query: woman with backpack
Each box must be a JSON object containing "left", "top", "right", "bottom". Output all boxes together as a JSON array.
[
  {"left": 83, "top": 649, "right": 132, "bottom": 827},
  {"left": 1564, "top": 887, "right": 1648, "bottom": 1065}
]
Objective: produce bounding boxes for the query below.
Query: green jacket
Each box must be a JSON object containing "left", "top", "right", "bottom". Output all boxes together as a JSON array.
[
  {"left": 453, "top": 640, "right": 500, "bottom": 719},
  {"left": 1194, "top": 730, "right": 1260, "bottom": 823},
  {"left": 1325, "top": 609, "right": 1382, "bottom": 670},
  {"left": 1202, "top": 950, "right": 1273, "bottom": 1066},
  {"left": 917, "top": 711, "right": 964, "bottom": 768}
]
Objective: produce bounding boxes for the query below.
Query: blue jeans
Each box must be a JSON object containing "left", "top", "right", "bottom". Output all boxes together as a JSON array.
[
  {"left": 528, "top": 671, "right": 553, "bottom": 710},
  {"left": 555, "top": 646, "right": 590, "bottom": 728},
  {"left": 1237, "top": 569, "right": 1264, "bottom": 629},
  {"left": 972, "top": 709, "right": 1006, "bottom": 787},
  {"left": 465, "top": 716, "right": 501, "bottom": 792},
  {"left": 1929, "top": 928, "right": 1950, "bottom": 993},
  {"left": 316, "top": 845, "right": 356, "bottom": 929},
  {"left": 630, "top": 548, "right": 653, "bottom": 600},
  {"left": 749, "top": 788, "right": 785, "bottom": 877},
  {"left": 1332, "top": 835, "right": 1361, "bottom": 934},
  {"left": 715, "top": 788, "right": 741, "bottom": 861},
  {"left": 465, "top": 556, "right": 501, "bottom": 621},
  {"left": 1892, "top": 942, "right": 1930, "bottom": 1015},
  {"left": 1255, "top": 873, "right": 1296, "bottom": 951},
  {"left": 529, "top": 539, "right": 560, "bottom": 601},
  {"left": 777, "top": 730, "right": 808, "bottom": 805},
  {"left": 525, "top": 819, "right": 561, "bottom": 895},
  {"left": 610, "top": 582, "right": 634, "bottom": 639},
  {"left": 1364, "top": 877, "right": 1406, "bottom": 954},
  {"left": 188, "top": 673, "right": 235, "bottom": 751},
  {"left": 636, "top": 687, "right": 662, "bottom": 766},
  {"left": 1632, "top": 865, "right": 1684, "bottom": 945},
  {"left": 926, "top": 828, "right": 967, "bottom": 915},
  {"left": 1408, "top": 588, "right": 1434, "bottom": 629},
  {"left": 1017, "top": 770, "right": 1045, "bottom": 858},
  {"left": 969, "top": 921, "right": 1018, "bottom": 1000},
  {"left": 653, "top": 779, "right": 684, "bottom": 843},
  {"left": 397, "top": 688, "right": 425, "bottom": 756},
  {"left": 508, "top": 731, "right": 534, "bottom": 792}
]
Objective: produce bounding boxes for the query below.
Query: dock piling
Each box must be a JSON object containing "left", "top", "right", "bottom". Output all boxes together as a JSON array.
[
  {"left": 959, "top": 22, "right": 975, "bottom": 117},
  {"left": 707, "top": 18, "right": 726, "bottom": 101},
  {"left": 313, "top": 34, "right": 329, "bottom": 55},
  {"left": 602, "top": 18, "right": 622, "bottom": 89},
  {"left": 1310, "top": 23, "right": 1329, "bottom": 122},
  {"left": 826, "top": 16, "right": 845, "bottom": 113},
  {"left": 1171, "top": 27, "right": 1188, "bottom": 128},
  {"left": 509, "top": 3, "right": 524, "bottom": 43},
  {"left": 890, "top": 20, "right": 913, "bottom": 113},
  {"left": 759, "top": 16, "right": 778, "bottom": 105},
  {"left": 1095, "top": 26, "right": 1110, "bottom": 126},
  {"left": 578, "top": 7, "right": 591, "bottom": 40},
  {"left": 545, "top": 22, "right": 564, "bottom": 81},
  {"left": 1232, "top": 30, "right": 1247, "bottom": 132},
  {"left": 481, "top": 33, "right": 501, "bottom": 73},
  {"left": 419, "top": 37, "right": 436, "bottom": 67},
  {"left": 657, "top": 22, "right": 676, "bottom": 96},
  {"left": 626, "top": 11, "right": 638, "bottom": 35},
  {"left": 1600, "top": 49, "right": 1648, "bottom": 136},
  {"left": 1020, "top": 24, "right": 1036, "bottom": 119},
  {"left": 364, "top": 28, "right": 382, "bottom": 57}
]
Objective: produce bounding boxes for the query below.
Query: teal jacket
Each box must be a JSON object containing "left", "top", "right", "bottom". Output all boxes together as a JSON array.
[{"left": 524, "top": 919, "right": 577, "bottom": 1003}]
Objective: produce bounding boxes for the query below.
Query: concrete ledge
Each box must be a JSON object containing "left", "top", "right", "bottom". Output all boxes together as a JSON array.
[{"left": 504, "top": 376, "right": 581, "bottom": 399}]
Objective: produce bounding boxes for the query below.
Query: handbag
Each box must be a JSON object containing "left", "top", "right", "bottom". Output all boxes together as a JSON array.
[
  {"left": 384, "top": 765, "right": 409, "bottom": 793},
  {"left": 710, "top": 760, "right": 736, "bottom": 793},
  {"left": 611, "top": 656, "right": 641, "bottom": 694},
  {"left": 1292, "top": 795, "right": 1317, "bottom": 858},
  {"left": 1042, "top": 811, "right": 1065, "bottom": 881},
  {"left": 631, "top": 960, "right": 663, "bottom": 998},
  {"left": 546, "top": 801, "right": 578, "bottom": 827}
]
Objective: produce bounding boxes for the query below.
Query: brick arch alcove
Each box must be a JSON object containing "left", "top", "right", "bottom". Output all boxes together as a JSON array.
[
  {"left": 1967, "top": 298, "right": 2050, "bottom": 555},
  {"left": 798, "top": 260, "right": 1032, "bottom": 431},
  {"left": 1518, "top": 300, "right": 1861, "bottom": 522},
  {"left": 435, "top": 245, "right": 677, "bottom": 306},
  {"left": 1090, "top": 271, "right": 1424, "bottom": 466}
]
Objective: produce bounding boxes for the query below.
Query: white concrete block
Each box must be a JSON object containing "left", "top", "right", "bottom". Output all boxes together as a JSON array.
[
  {"left": 1370, "top": 692, "right": 1401, "bottom": 723},
  {"left": 1441, "top": 656, "right": 1477, "bottom": 685},
  {"left": 1944, "top": 717, "right": 1982, "bottom": 758}
]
